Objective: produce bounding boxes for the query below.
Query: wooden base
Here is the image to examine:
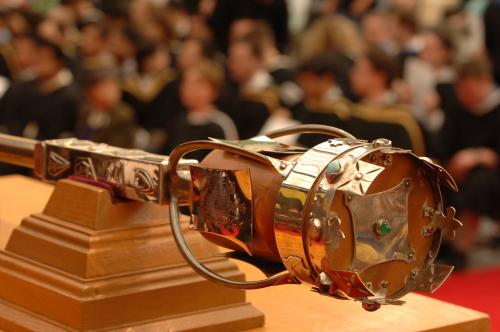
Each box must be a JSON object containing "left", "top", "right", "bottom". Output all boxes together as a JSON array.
[{"left": 0, "top": 178, "right": 264, "bottom": 331}]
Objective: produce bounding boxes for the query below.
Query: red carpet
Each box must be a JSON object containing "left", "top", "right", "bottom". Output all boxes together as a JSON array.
[{"left": 420, "top": 266, "right": 500, "bottom": 331}]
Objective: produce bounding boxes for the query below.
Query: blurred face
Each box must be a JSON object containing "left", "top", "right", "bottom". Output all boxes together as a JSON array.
[
  {"left": 297, "top": 71, "right": 334, "bottom": 101},
  {"left": 107, "top": 29, "right": 134, "bottom": 61},
  {"left": 228, "top": 42, "right": 261, "bottom": 84},
  {"left": 87, "top": 77, "right": 121, "bottom": 110},
  {"left": 229, "top": 19, "right": 255, "bottom": 44},
  {"left": 13, "top": 36, "right": 37, "bottom": 70},
  {"left": 420, "top": 33, "right": 450, "bottom": 68},
  {"left": 455, "top": 76, "right": 493, "bottom": 111},
  {"left": 142, "top": 48, "right": 170, "bottom": 74},
  {"left": 80, "top": 25, "right": 105, "bottom": 57},
  {"left": 38, "top": 19, "right": 64, "bottom": 45},
  {"left": 177, "top": 39, "right": 202, "bottom": 72},
  {"left": 180, "top": 69, "right": 217, "bottom": 110},
  {"left": 350, "top": 57, "right": 379, "bottom": 97},
  {"left": 362, "top": 14, "right": 388, "bottom": 46},
  {"left": 35, "top": 46, "right": 63, "bottom": 81}
]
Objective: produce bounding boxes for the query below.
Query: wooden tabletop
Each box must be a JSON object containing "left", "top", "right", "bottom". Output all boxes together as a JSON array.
[{"left": 0, "top": 175, "right": 490, "bottom": 332}]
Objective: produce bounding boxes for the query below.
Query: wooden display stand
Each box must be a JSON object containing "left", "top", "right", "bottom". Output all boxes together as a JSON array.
[{"left": 0, "top": 178, "right": 264, "bottom": 331}]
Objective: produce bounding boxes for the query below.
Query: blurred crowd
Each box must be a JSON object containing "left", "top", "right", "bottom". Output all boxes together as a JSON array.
[{"left": 0, "top": 0, "right": 500, "bottom": 267}]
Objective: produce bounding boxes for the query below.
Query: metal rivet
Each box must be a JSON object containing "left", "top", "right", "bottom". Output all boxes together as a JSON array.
[
  {"left": 380, "top": 280, "right": 389, "bottom": 288},
  {"left": 279, "top": 162, "right": 287, "bottom": 170},
  {"left": 308, "top": 218, "right": 322, "bottom": 241},
  {"left": 372, "top": 138, "right": 392, "bottom": 147},
  {"left": 404, "top": 178, "right": 412, "bottom": 187},
  {"left": 354, "top": 172, "right": 363, "bottom": 180},
  {"left": 410, "top": 269, "right": 418, "bottom": 280},
  {"left": 346, "top": 195, "right": 352, "bottom": 202},
  {"left": 408, "top": 251, "right": 415, "bottom": 260}
]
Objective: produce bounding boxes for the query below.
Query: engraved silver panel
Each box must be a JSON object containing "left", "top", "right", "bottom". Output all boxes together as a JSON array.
[
  {"left": 190, "top": 165, "right": 253, "bottom": 254},
  {"left": 39, "top": 138, "right": 195, "bottom": 204}
]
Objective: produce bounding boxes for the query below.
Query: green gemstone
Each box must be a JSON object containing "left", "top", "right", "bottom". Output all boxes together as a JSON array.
[
  {"left": 326, "top": 161, "right": 342, "bottom": 179},
  {"left": 378, "top": 222, "right": 392, "bottom": 235}
]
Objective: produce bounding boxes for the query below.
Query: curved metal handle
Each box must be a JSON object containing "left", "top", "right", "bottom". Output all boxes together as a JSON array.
[
  {"left": 264, "top": 124, "right": 356, "bottom": 140},
  {"left": 167, "top": 140, "right": 297, "bottom": 289}
]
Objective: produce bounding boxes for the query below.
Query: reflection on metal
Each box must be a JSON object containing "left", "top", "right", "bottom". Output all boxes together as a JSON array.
[
  {"left": 161, "top": 130, "right": 461, "bottom": 310},
  {"left": 319, "top": 264, "right": 374, "bottom": 300},
  {"left": 335, "top": 160, "right": 384, "bottom": 196},
  {"left": 438, "top": 206, "right": 462, "bottom": 240},
  {"left": 36, "top": 137, "right": 196, "bottom": 204},
  {"left": 275, "top": 140, "right": 369, "bottom": 283},
  {"left": 190, "top": 166, "right": 253, "bottom": 255},
  {"left": 74, "top": 157, "right": 97, "bottom": 180},
  {"left": 414, "top": 264, "right": 454, "bottom": 292},
  {"left": 422, "top": 204, "right": 462, "bottom": 240},
  {"left": 284, "top": 256, "right": 311, "bottom": 280},
  {"left": 133, "top": 168, "right": 158, "bottom": 201},
  {"left": 267, "top": 157, "right": 295, "bottom": 177},
  {"left": 47, "top": 151, "right": 70, "bottom": 177},
  {"left": 209, "top": 136, "right": 307, "bottom": 155},
  {"left": 325, "top": 216, "right": 345, "bottom": 254},
  {"left": 345, "top": 179, "right": 414, "bottom": 271},
  {"left": 419, "top": 156, "right": 458, "bottom": 192},
  {"left": 0, "top": 126, "right": 462, "bottom": 311}
]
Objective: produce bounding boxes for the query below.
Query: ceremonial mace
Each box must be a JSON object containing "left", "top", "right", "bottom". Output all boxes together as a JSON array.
[{"left": 0, "top": 125, "right": 461, "bottom": 311}]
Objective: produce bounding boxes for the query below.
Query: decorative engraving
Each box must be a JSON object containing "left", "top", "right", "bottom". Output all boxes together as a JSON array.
[
  {"left": 40, "top": 137, "right": 195, "bottom": 204},
  {"left": 74, "top": 157, "right": 97, "bottom": 180},
  {"left": 335, "top": 160, "right": 384, "bottom": 196},
  {"left": 103, "top": 160, "right": 123, "bottom": 186},
  {"left": 190, "top": 165, "right": 253, "bottom": 254},
  {"left": 47, "top": 151, "right": 70, "bottom": 177},
  {"left": 133, "top": 168, "right": 158, "bottom": 201}
]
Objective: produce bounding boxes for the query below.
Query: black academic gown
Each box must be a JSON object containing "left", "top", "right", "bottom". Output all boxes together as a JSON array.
[{"left": 439, "top": 100, "right": 500, "bottom": 218}]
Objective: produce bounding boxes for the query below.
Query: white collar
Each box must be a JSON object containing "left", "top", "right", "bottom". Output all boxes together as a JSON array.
[
  {"left": 472, "top": 87, "right": 500, "bottom": 116},
  {"left": 39, "top": 69, "right": 73, "bottom": 94},
  {"left": 187, "top": 109, "right": 218, "bottom": 125},
  {"left": 322, "top": 86, "right": 343, "bottom": 102},
  {"left": 242, "top": 69, "right": 273, "bottom": 93}
]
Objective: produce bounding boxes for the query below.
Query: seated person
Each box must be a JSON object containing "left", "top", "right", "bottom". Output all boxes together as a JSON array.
[
  {"left": 227, "top": 35, "right": 283, "bottom": 139},
  {"left": 438, "top": 57, "right": 500, "bottom": 266},
  {"left": 122, "top": 42, "right": 177, "bottom": 151},
  {"left": 404, "top": 29, "right": 456, "bottom": 133},
  {"left": 0, "top": 35, "right": 79, "bottom": 174},
  {"left": 163, "top": 59, "right": 238, "bottom": 161},
  {"left": 349, "top": 47, "right": 425, "bottom": 155},
  {"left": 75, "top": 63, "right": 137, "bottom": 148},
  {"left": 294, "top": 54, "right": 352, "bottom": 147},
  {"left": 122, "top": 42, "right": 176, "bottom": 130},
  {"left": 1, "top": 35, "right": 79, "bottom": 140},
  {"left": 230, "top": 19, "right": 301, "bottom": 109}
]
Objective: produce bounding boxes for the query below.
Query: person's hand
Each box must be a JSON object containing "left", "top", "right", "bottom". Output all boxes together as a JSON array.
[
  {"left": 448, "top": 148, "right": 499, "bottom": 182},
  {"left": 476, "top": 147, "right": 499, "bottom": 168},
  {"left": 423, "top": 90, "right": 440, "bottom": 114},
  {"left": 392, "top": 79, "right": 412, "bottom": 104}
]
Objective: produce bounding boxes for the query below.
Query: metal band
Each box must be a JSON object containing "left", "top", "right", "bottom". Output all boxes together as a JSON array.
[{"left": 274, "top": 139, "right": 370, "bottom": 282}]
